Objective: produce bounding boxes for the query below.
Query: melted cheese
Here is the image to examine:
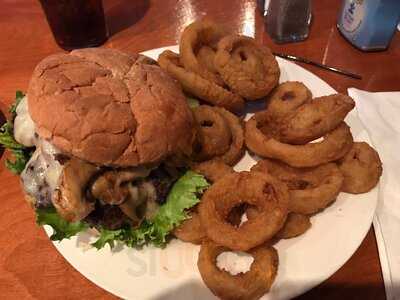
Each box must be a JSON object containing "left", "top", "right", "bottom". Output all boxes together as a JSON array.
[
  {"left": 21, "top": 140, "right": 63, "bottom": 207},
  {"left": 14, "top": 96, "right": 64, "bottom": 206},
  {"left": 14, "top": 96, "right": 36, "bottom": 147},
  {"left": 40, "top": 140, "right": 63, "bottom": 191}
]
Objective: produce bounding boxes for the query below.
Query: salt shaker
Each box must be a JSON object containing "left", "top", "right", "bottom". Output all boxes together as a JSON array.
[{"left": 265, "top": 0, "right": 312, "bottom": 44}]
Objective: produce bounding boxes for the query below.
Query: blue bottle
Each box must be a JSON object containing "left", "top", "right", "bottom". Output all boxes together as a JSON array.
[{"left": 337, "top": 0, "right": 400, "bottom": 51}]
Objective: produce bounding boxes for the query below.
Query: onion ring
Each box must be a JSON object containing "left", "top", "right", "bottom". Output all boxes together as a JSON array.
[
  {"left": 275, "top": 213, "right": 311, "bottom": 239},
  {"left": 158, "top": 50, "right": 245, "bottom": 113},
  {"left": 265, "top": 81, "right": 312, "bottom": 121},
  {"left": 173, "top": 212, "right": 206, "bottom": 245},
  {"left": 242, "top": 206, "right": 311, "bottom": 239},
  {"left": 251, "top": 159, "right": 344, "bottom": 214},
  {"left": 191, "top": 159, "right": 234, "bottom": 183},
  {"left": 192, "top": 105, "right": 232, "bottom": 161},
  {"left": 245, "top": 111, "right": 354, "bottom": 168},
  {"left": 214, "top": 35, "right": 280, "bottom": 100},
  {"left": 175, "top": 159, "right": 234, "bottom": 245},
  {"left": 198, "top": 171, "right": 289, "bottom": 251},
  {"left": 179, "top": 20, "right": 226, "bottom": 86},
  {"left": 338, "top": 142, "right": 382, "bottom": 194},
  {"left": 277, "top": 94, "right": 355, "bottom": 144},
  {"left": 196, "top": 46, "right": 219, "bottom": 76},
  {"left": 213, "top": 107, "right": 245, "bottom": 165},
  {"left": 198, "top": 240, "right": 279, "bottom": 300}
]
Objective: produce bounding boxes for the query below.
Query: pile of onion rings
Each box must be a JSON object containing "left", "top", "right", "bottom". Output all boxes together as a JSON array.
[
  {"left": 158, "top": 20, "right": 280, "bottom": 113},
  {"left": 172, "top": 76, "right": 381, "bottom": 299},
  {"left": 160, "top": 22, "right": 383, "bottom": 300},
  {"left": 244, "top": 80, "right": 381, "bottom": 195}
]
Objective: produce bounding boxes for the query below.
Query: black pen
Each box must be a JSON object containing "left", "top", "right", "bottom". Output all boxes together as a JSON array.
[{"left": 273, "top": 52, "right": 362, "bottom": 80}]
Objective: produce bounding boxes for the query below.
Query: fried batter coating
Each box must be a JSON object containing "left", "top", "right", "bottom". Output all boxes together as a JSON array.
[
  {"left": 245, "top": 111, "right": 353, "bottom": 168},
  {"left": 338, "top": 142, "right": 382, "bottom": 194},
  {"left": 278, "top": 94, "right": 355, "bottom": 144},
  {"left": 193, "top": 105, "right": 232, "bottom": 161},
  {"left": 266, "top": 81, "right": 312, "bottom": 121},
  {"left": 180, "top": 20, "right": 227, "bottom": 86},
  {"left": 215, "top": 35, "right": 280, "bottom": 100},
  {"left": 198, "top": 171, "right": 289, "bottom": 251},
  {"left": 173, "top": 212, "right": 206, "bottom": 244},
  {"left": 276, "top": 213, "right": 311, "bottom": 239},
  {"left": 198, "top": 240, "right": 279, "bottom": 300},
  {"left": 158, "top": 50, "right": 245, "bottom": 113},
  {"left": 192, "top": 159, "right": 234, "bottom": 183},
  {"left": 252, "top": 159, "right": 344, "bottom": 214}
]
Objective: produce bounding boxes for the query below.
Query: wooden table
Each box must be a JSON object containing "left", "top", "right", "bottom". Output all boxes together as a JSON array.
[{"left": 0, "top": 0, "right": 398, "bottom": 299}]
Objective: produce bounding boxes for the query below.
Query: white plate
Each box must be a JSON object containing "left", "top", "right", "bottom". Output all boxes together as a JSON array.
[{"left": 45, "top": 46, "right": 378, "bottom": 300}]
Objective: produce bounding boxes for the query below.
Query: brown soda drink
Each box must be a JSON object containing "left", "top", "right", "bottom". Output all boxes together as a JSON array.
[{"left": 39, "top": 0, "right": 108, "bottom": 50}]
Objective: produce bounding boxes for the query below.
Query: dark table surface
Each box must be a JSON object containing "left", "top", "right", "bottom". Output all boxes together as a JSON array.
[{"left": 1, "top": 0, "right": 399, "bottom": 299}]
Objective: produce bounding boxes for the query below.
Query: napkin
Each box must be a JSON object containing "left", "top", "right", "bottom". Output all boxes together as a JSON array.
[{"left": 348, "top": 88, "right": 400, "bottom": 300}]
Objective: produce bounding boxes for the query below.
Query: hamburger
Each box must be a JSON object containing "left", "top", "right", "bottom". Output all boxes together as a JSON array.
[{"left": 3, "top": 48, "right": 208, "bottom": 248}]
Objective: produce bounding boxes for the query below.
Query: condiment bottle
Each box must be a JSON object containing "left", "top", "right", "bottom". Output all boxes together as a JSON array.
[{"left": 337, "top": 0, "right": 400, "bottom": 51}]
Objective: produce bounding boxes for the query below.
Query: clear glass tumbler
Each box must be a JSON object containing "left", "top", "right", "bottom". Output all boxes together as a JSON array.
[
  {"left": 39, "top": 0, "right": 108, "bottom": 50},
  {"left": 265, "top": 0, "right": 312, "bottom": 44}
]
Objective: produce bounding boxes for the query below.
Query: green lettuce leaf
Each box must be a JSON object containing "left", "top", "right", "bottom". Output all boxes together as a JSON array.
[
  {"left": 92, "top": 222, "right": 152, "bottom": 250},
  {"left": 36, "top": 207, "right": 89, "bottom": 241},
  {"left": 9, "top": 90, "right": 25, "bottom": 115},
  {"left": 148, "top": 170, "right": 209, "bottom": 246},
  {"left": 0, "top": 122, "right": 26, "bottom": 149},
  {"left": 91, "top": 228, "right": 124, "bottom": 249},
  {"left": 0, "top": 91, "right": 33, "bottom": 174},
  {"left": 92, "top": 171, "right": 209, "bottom": 249},
  {"left": 5, "top": 148, "right": 32, "bottom": 174}
]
